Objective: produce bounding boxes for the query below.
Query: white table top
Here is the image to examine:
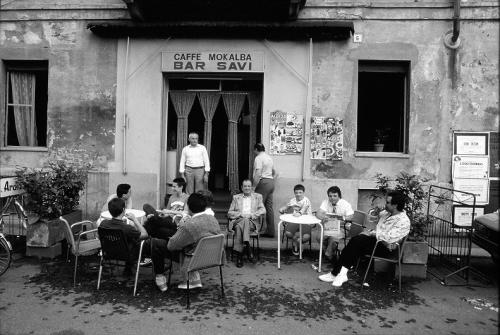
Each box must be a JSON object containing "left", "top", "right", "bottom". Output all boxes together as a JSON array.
[
  {"left": 279, "top": 214, "right": 321, "bottom": 225},
  {"left": 101, "top": 209, "right": 145, "bottom": 220}
]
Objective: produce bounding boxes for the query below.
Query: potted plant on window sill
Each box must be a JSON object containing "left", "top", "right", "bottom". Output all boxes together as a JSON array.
[
  {"left": 15, "top": 160, "right": 90, "bottom": 256},
  {"left": 371, "top": 172, "right": 431, "bottom": 278},
  {"left": 373, "top": 128, "right": 389, "bottom": 152}
]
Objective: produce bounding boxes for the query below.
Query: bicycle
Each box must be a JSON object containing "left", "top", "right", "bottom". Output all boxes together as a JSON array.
[{"left": 0, "top": 198, "right": 28, "bottom": 277}]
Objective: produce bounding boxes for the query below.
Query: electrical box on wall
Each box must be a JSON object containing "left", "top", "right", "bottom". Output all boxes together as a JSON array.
[{"left": 353, "top": 33, "right": 363, "bottom": 43}]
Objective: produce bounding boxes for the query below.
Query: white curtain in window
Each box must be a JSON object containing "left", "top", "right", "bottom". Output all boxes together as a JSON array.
[
  {"left": 197, "top": 92, "right": 220, "bottom": 156},
  {"left": 170, "top": 91, "right": 196, "bottom": 172},
  {"left": 10, "top": 72, "right": 37, "bottom": 146},
  {"left": 247, "top": 92, "right": 261, "bottom": 177},
  {"left": 222, "top": 93, "right": 246, "bottom": 194}
]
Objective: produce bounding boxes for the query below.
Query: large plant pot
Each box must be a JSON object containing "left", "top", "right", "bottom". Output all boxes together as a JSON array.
[
  {"left": 402, "top": 240, "right": 429, "bottom": 264},
  {"left": 26, "top": 210, "right": 82, "bottom": 248}
]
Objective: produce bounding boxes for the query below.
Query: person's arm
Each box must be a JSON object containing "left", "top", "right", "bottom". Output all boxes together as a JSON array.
[
  {"left": 125, "top": 213, "right": 148, "bottom": 240},
  {"left": 202, "top": 146, "right": 210, "bottom": 183},
  {"left": 299, "top": 198, "right": 311, "bottom": 215},
  {"left": 227, "top": 196, "right": 241, "bottom": 219},
  {"left": 272, "top": 168, "right": 278, "bottom": 179},
  {"left": 179, "top": 147, "right": 186, "bottom": 179},
  {"left": 167, "top": 226, "right": 195, "bottom": 251},
  {"left": 252, "top": 156, "right": 262, "bottom": 187},
  {"left": 316, "top": 201, "right": 329, "bottom": 221},
  {"left": 252, "top": 194, "right": 266, "bottom": 219}
]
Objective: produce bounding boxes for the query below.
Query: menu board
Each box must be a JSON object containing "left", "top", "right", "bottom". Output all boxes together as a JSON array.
[
  {"left": 310, "top": 116, "right": 343, "bottom": 160},
  {"left": 269, "top": 111, "right": 303, "bottom": 155}
]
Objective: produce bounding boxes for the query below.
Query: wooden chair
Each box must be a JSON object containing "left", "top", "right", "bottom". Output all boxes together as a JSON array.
[
  {"left": 97, "top": 227, "right": 147, "bottom": 296},
  {"left": 184, "top": 234, "right": 225, "bottom": 308},
  {"left": 361, "top": 235, "right": 408, "bottom": 293},
  {"left": 60, "top": 217, "right": 101, "bottom": 287}
]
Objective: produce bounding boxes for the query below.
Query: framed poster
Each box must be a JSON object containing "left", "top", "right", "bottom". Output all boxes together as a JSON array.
[
  {"left": 453, "top": 178, "right": 490, "bottom": 205},
  {"left": 452, "top": 155, "right": 489, "bottom": 179},
  {"left": 270, "top": 111, "right": 303, "bottom": 155},
  {"left": 310, "top": 116, "right": 343, "bottom": 160},
  {"left": 453, "top": 132, "right": 489, "bottom": 155},
  {"left": 452, "top": 206, "right": 484, "bottom": 227}
]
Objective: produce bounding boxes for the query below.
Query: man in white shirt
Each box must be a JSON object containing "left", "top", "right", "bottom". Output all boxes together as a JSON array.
[
  {"left": 252, "top": 143, "right": 276, "bottom": 236},
  {"left": 318, "top": 191, "right": 410, "bottom": 288},
  {"left": 316, "top": 186, "right": 354, "bottom": 261},
  {"left": 179, "top": 132, "right": 210, "bottom": 194}
]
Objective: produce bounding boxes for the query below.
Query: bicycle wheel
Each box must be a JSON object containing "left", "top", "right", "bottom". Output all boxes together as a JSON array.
[{"left": 0, "top": 237, "right": 11, "bottom": 276}]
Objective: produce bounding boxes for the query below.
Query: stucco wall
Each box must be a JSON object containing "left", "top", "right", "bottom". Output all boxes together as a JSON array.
[{"left": 0, "top": 0, "right": 498, "bottom": 221}]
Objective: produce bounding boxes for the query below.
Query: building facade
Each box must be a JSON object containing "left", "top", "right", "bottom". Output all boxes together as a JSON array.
[{"left": 1, "top": 0, "right": 498, "bottom": 234}]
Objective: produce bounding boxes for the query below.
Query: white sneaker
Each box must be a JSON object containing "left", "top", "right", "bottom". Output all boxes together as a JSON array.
[
  {"left": 318, "top": 272, "right": 336, "bottom": 282},
  {"left": 177, "top": 279, "right": 202, "bottom": 290},
  {"left": 155, "top": 274, "right": 168, "bottom": 292},
  {"left": 332, "top": 272, "right": 348, "bottom": 287},
  {"left": 140, "top": 258, "right": 152, "bottom": 267}
]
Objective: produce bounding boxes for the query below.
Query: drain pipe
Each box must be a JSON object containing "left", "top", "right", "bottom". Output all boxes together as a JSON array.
[
  {"left": 122, "top": 36, "right": 130, "bottom": 175},
  {"left": 444, "top": 0, "right": 461, "bottom": 88},
  {"left": 302, "top": 37, "right": 313, "bottom": 182}
]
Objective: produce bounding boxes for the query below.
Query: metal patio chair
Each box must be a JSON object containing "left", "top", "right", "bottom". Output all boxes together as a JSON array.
[
  {"left": 97, "top": 227, "right": 147, "bottom": 296},
  {"left": 361, "top": 235, "right": 408, "bottom": 293},
  {"left": 185, "top": 234, "right": 225, "bottom": 308},
  {"left": 60, "top": 217, "right": 101, "bottom": 287}
]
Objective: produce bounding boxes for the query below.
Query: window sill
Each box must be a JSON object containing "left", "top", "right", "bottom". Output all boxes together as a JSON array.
[
  {"left": 355, "top": 151, "right": 409, "bottom": 159},
  {"left": 0, "top": 146, "right": 48, "bottom": 152}
]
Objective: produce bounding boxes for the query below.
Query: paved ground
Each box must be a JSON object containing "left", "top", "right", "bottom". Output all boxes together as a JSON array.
[{"left": 0, "top": 249, "right": 498, "bottom": 335}]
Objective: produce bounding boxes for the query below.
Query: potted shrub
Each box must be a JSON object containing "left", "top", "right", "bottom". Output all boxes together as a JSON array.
[
  {"left": 371, "top": 172, "right": 431, "bottom": 277},
  {"left": 373, "top": 129, "right": 389, "bottom": 152},
  {"left": 15, "top": 161, "right": 90, "bottom": 251}
]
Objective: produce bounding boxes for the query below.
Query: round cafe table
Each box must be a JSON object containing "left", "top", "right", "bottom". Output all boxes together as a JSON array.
[
  {"left": 277, "top": 214, "right": 323, "bottom": 272},
  {"left": 100, "top": 209, "right": 146, "bottom": 225}
]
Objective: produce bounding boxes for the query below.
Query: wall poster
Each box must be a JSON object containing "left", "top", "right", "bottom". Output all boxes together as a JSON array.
[
  {"left": 452, "top": 206, "right": 485, "bottom": 227},
  {"left": 310, "top": 116, "right": 343, "bottom": 160},
  {"left": 453, "top": 132, "right": 489, "bottom": 155},
  {"left": 453, "top": 178, "right": 490, "bottom": 205},
  {"left": 452, "top": 155, "right": 489, "bottom": 179},
  {"left": 269, "top": 111, "right": 303, "bottom": 155}
]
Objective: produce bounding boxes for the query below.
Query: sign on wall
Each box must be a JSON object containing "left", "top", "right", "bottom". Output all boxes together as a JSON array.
[
  {"left": 452, "top": 155, "right": 489, "bottom": 179},
  {"left": 452, "top": 206, "right": 484, "bottom": 227},
  {"left": 453, "top": 132, "right": 489, "bottom": 155},
  {"left": 310, "top": 116, "right": 343, "bottom": 160},
  {"left": 453, "top": 178, "right": 489, "bottom": 205},
  {"left": 162, "top": 51, "right": 264, "bottom": 72},
  {"left": 0, "top": 177, "right": 24, "bottom": 198},
  {"left": 269, "top": 111, "right": 303, "bottom": 155}
]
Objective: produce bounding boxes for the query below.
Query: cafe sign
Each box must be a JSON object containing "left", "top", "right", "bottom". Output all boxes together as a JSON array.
[
  {"left": 0, "top": 177, "right": 24, "bottom": 198},
  {"left": 162, "top": 51, "right": 264, "bottom": 72}
]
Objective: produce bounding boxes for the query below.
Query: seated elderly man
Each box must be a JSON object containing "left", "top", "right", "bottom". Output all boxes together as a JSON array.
[
  {"left": 228, "top": 179, "right": 266, "bottom": 268},
  {"left": 318, "top": 191, "right": 410, "bottom": 287}
]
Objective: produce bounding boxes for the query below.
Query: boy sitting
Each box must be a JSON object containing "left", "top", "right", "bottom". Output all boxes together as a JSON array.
[{"left": 279, "top": 184, "right": 312, "bottom": 255}]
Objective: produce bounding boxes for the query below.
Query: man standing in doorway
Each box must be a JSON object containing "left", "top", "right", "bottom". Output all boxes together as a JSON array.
[
  {"left": 253, "top": 143, "right": 276, "bottom": 236},
  {"left": 179, "top": 132, "right": 210, "bottom": 194}
]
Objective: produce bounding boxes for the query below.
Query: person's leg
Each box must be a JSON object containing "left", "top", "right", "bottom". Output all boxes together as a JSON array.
[
  {"left": 255, "top": 179, "right": 274, "bottom": 235},
  {"left": 285, "top": 222, "right": 299, "bottom": 240},
  {"left": 185, "top": 167, "right": 195, "bottom": 194},
  {"left": 193, "top": 168, "right": 205, "bottom": 193},
  {"left": 325, "top": 237, "right": 338, "bottom": 260}
]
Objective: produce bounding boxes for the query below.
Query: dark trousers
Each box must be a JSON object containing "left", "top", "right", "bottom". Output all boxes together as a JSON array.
[
  {"left": 143, "top": 238, "right": 179, "bottom": 274},
  {"left": 255, "top": 178, "right": 274, "bottom": 235},
  {"left": 331, "top": 234, "right": 392, "bottom": 275},
  {"left": 143, "top": 216, "right": 177, "bottom": 240}
]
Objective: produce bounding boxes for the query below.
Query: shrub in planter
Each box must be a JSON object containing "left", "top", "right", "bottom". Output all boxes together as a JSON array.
[
  {"left": 371, "top": 172, "right": 431, "bottom": 267},
  {"left": 15, "top": 161, "right": 90, "bottom": 248}
]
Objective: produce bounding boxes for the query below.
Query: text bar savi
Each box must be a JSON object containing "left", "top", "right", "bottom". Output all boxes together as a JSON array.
[{"left": 162, "top": 52, "right": 264, "bottom": 72}]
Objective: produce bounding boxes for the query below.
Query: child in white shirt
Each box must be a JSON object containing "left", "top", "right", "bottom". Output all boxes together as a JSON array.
[{"left": 279, "top": 184, "right": 312, "bottom": 255}]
